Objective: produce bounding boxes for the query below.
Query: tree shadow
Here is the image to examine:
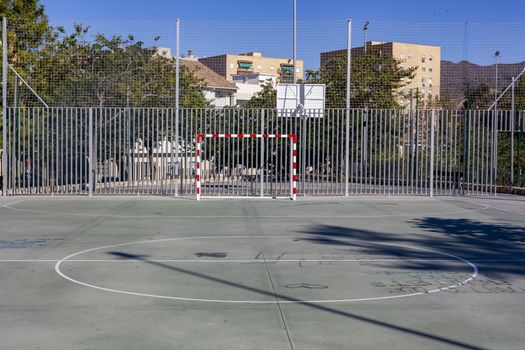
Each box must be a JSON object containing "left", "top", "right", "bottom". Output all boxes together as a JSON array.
[
  {"left": 107, "top": 251, "right": 487, "bottom": 350},
  {"left": 299, "top": 218, "right": 525, "bottom": 278}
]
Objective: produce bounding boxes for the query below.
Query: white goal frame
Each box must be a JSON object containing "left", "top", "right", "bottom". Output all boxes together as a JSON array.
[{"left": 195, "top": 133, "right": 297, "bottom": 201}]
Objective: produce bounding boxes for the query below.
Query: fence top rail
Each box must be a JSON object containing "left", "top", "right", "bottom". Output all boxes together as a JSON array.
[{"left": 4, "top": 107, "right": 525, "bottom": 114}]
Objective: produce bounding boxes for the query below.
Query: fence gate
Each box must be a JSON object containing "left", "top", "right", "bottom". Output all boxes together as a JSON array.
[{"left": 1, "top": 107, "right": 499, "bottom": 197}]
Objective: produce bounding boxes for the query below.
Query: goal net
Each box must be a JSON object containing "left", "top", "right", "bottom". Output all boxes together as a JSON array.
[{"left": 195, "top": 134, "right": 297, "bottom": 200}]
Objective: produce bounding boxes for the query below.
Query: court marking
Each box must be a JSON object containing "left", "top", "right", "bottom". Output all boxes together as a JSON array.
[
  {"left": 443, "top": 198, "right": 525, "bottom": 217},
  {"left": 54, "top": 235, "right": 478, "bottom": 304},
  {"left": 1, "top": 202, "right": 491, "bottom": 218}
]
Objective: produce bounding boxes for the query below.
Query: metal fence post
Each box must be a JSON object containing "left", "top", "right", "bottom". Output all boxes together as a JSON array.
[
  {"left": 260, "top": 109, "right": 264, "bottom": 198},
  {"left": 493, "top": 110, "right": 498, "bottom": 196},
  {"left": 175, "top": 18, "right": 180, "bottom": 197},
  {"left": 301, "top": 111, "right": 306, "bottom": 196},
  {"left": 2, "top": 17, "right": 7, "bottom": 196},
  {"left": 430, "top": 109, "right": 435, "bottom": 197},
  {"left": 511, "top": 76, "right": 515, "bottom": 186},
  {"left": 345, "top": 19, "right": 352, "bottom": 197},
  {"left": 409, "top": 90, "right": 415, "bottom": 192},
  {"left": 88, "top": 108, "right": 93, "bottom": 197}
]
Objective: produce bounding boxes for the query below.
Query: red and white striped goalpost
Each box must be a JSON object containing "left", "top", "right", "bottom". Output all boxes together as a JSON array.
[{"left": 195, "top": 133, "right": 297, "bottom": 201}]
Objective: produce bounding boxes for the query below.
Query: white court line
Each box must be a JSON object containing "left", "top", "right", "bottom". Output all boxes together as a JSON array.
[
  {"left": 52, "top": 236, "right": 479, "bottom": 304},
  {"left": 443, "top": 198, "right": 525, "bottom": 217},
  {"left": 0, "top": 203, "right": 492, "bottom": 218},
  {"left": 0, "top": 199, "right": 26, "bottom": 208}
]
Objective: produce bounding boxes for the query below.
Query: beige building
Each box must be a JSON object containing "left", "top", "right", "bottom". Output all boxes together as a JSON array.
[
  {"left": 199, "top": 52, "right": 303, "bottom": 83},
  {"left": 321, "top": 42, "right": 441, "bottom": 106}
]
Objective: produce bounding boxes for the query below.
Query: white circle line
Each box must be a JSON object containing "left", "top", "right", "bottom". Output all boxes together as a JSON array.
[
  {"left": 3, "top": 203, "right": 491, "bottom": 219},
  {"left": 54, "top": 236, "right": 479, "bottom": 304}
]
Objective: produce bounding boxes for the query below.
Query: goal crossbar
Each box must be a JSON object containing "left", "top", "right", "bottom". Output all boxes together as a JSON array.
[{"left": 195, "top": 133, "right": 297, "bottom": 201}]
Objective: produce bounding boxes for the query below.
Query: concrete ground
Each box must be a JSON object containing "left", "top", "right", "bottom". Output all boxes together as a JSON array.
[{"left": 0, "top": 195, "right": 524, "bottom": 350}]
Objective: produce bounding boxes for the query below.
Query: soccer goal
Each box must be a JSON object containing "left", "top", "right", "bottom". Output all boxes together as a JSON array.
[{"left": 195, "top": 134, "right": 297, "bottom": 200}]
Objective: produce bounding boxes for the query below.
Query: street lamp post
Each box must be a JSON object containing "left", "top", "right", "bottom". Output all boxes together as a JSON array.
[
  {"left": 494, "top": 50, "right": 500, "bottom": 195},
  {"left": 495, "top": 51, "right": 500, "bottom": 110},
  {"left": 363, "top": 21, "right": 369, "bottom": 53}
]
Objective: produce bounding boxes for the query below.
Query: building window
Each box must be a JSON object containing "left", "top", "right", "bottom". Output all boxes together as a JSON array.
[
  {"left": 238, "top": 61, "right": 253, "bottom": 71},
  {"left": 280, "top": 64, "right": 295, "bottom": 74},
  {"left": 421, "top": 77, "right": 426, "bottom": 83},
  {"left": 429, "top": 68, "right": 433, "bottom": 73},
  {"left": 422, "top": 67, "right": 426, "bottom": 72},
  {"left": 429, "top": 56, "right": 433, "bottom": 62},
  {"left": 270, "top": 66, "right": 275, "bottom": 70},
  {"left": 421, "top": 89, "right": 426, "bottom": 95},
  {"left": 230, "top": 64, "right": 234, "bottom": 69},
  {"left": 421, "top": 56, "right": 426, "bottom": 63},
  {"left": 257, "top": 65, "right": 262, "bottom": 70}
]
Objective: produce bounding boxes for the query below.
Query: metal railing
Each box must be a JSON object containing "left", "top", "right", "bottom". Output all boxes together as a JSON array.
[{"left": 1, "top": 107, "right": 506, "bottom": 197}]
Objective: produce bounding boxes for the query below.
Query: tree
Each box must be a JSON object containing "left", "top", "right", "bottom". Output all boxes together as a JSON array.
[
  {"left": 245, "top": 79, "right": 276, "bottom": 108},
  {"left": 463, "top": 84, "right": 493, "bottom": 109},
  {"left": 0, "top": 0, "right": 51, "bottom": 72},
  {"left": 1, "top": 0, "right": 52, "bottom": 147},
  {"left": 30, "top": 25, "right": 209, "bottom": 108},
  {"left": 307, "top": 52, "right": 416, "bottom": 109}
]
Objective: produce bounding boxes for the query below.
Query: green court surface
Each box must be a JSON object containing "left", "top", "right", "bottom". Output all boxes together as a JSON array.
[{"left": 0, "top": 196, "right": 524, "bottom": 350}]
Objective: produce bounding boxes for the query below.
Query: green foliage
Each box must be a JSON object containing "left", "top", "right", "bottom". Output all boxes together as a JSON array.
[
  {"left": 307, "top": 52, "right": 416, "bottom": 109},
  {"left": 1, "top": 0, "right": 51, "bottom": 146},
  {"left": 516, "top": 77, "right": 525, "bottom": 110},
  {"left": 245, "top": 79, "right": 276, "bottom": 108},
  {"left": 463, "top": 84, "right": 493, "bottom": 109},
  {"left": 29, "top": 25, "right": 209, "bottom": 108},
  {"left": 0, "top": 0, "right": 51, "bottom": 72}
]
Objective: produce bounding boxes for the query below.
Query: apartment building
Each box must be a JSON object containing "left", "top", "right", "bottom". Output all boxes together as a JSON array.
[
  {"left": 199, "top": 52, "right": 304, "bottom": 83},
  {"left": 321, "top": 42, "right": 441, "bottom": 105}
]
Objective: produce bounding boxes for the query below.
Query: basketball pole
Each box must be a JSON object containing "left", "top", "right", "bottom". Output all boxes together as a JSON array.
[{"left": 293, "top": 0, "right": 297, "bottom": 85}]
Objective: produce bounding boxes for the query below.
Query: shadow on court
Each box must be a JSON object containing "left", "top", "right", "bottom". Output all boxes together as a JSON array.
[
  {"left": 299, "top": 218, "right": 525, "bottom": 278},
  {"left": 107, "top": 251, "right": 488, "bottom": 350}
]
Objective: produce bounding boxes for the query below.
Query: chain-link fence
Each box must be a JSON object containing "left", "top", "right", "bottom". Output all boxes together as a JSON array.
[{"left": 1, "top": 17, "right": 525, "bottom": 191}]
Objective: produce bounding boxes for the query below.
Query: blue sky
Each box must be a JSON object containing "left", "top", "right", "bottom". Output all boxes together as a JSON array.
[
  {"left": 41, "top": 0, "right": 525, "bottom": 23},
  {"left": 40, "top": 0, "right": 525, "bottom": 68}
]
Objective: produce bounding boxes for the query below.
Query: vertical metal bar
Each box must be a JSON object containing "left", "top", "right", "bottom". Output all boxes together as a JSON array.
[
  {"left": 302, "top": 111, "right": 307, "bottom": 196},
  {"left": 175, "top": 19, "right": 180, "bottom": 196},
  {"left": 2, "top": 17, "right": 7, "bottom": 196},
  {"left": 293, "top": 0, "right": 297, "bottom": 85},
  {"left": 260, "top": 110, "right": 264, "bottom": 197},
  {"left": 430, "top": 109, "right": 435, "bottom": 197},
  {"left": 88, "top": 108, "right": 93, "bottom": 197},
  {"left": 467, "top": 111, "right": 472, "bottom": 195},
  {"left": 481, "top": 110, "right": 486, "bottom": 194},
  {"left": 345, "top": 19, "right": 352, "bottom": 197},
  {"left": 63, "top": 108, "right": 67, "bottom": 194},
  {"left": 493, "top": 110, "right": 498, "bottom": 196},
  {"left": 474, "top": 111, "right": 481, "bottom": 194},
  {"left": 511, "top": 77, "right": 515, "bottom": 186},
  {"left": 385, "top": 109, "right": 388, "bottom": 196}
]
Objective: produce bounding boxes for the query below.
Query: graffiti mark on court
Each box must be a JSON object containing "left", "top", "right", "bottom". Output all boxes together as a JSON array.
[
  {"left": 370, "top": 273, "right": 525, "bottom": 294},
  {"left": 0, "top": 238, "right": 63, "bottom": 249},
  {"left": 285, "top": 283, "right": 328, "bottom": 289}
]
